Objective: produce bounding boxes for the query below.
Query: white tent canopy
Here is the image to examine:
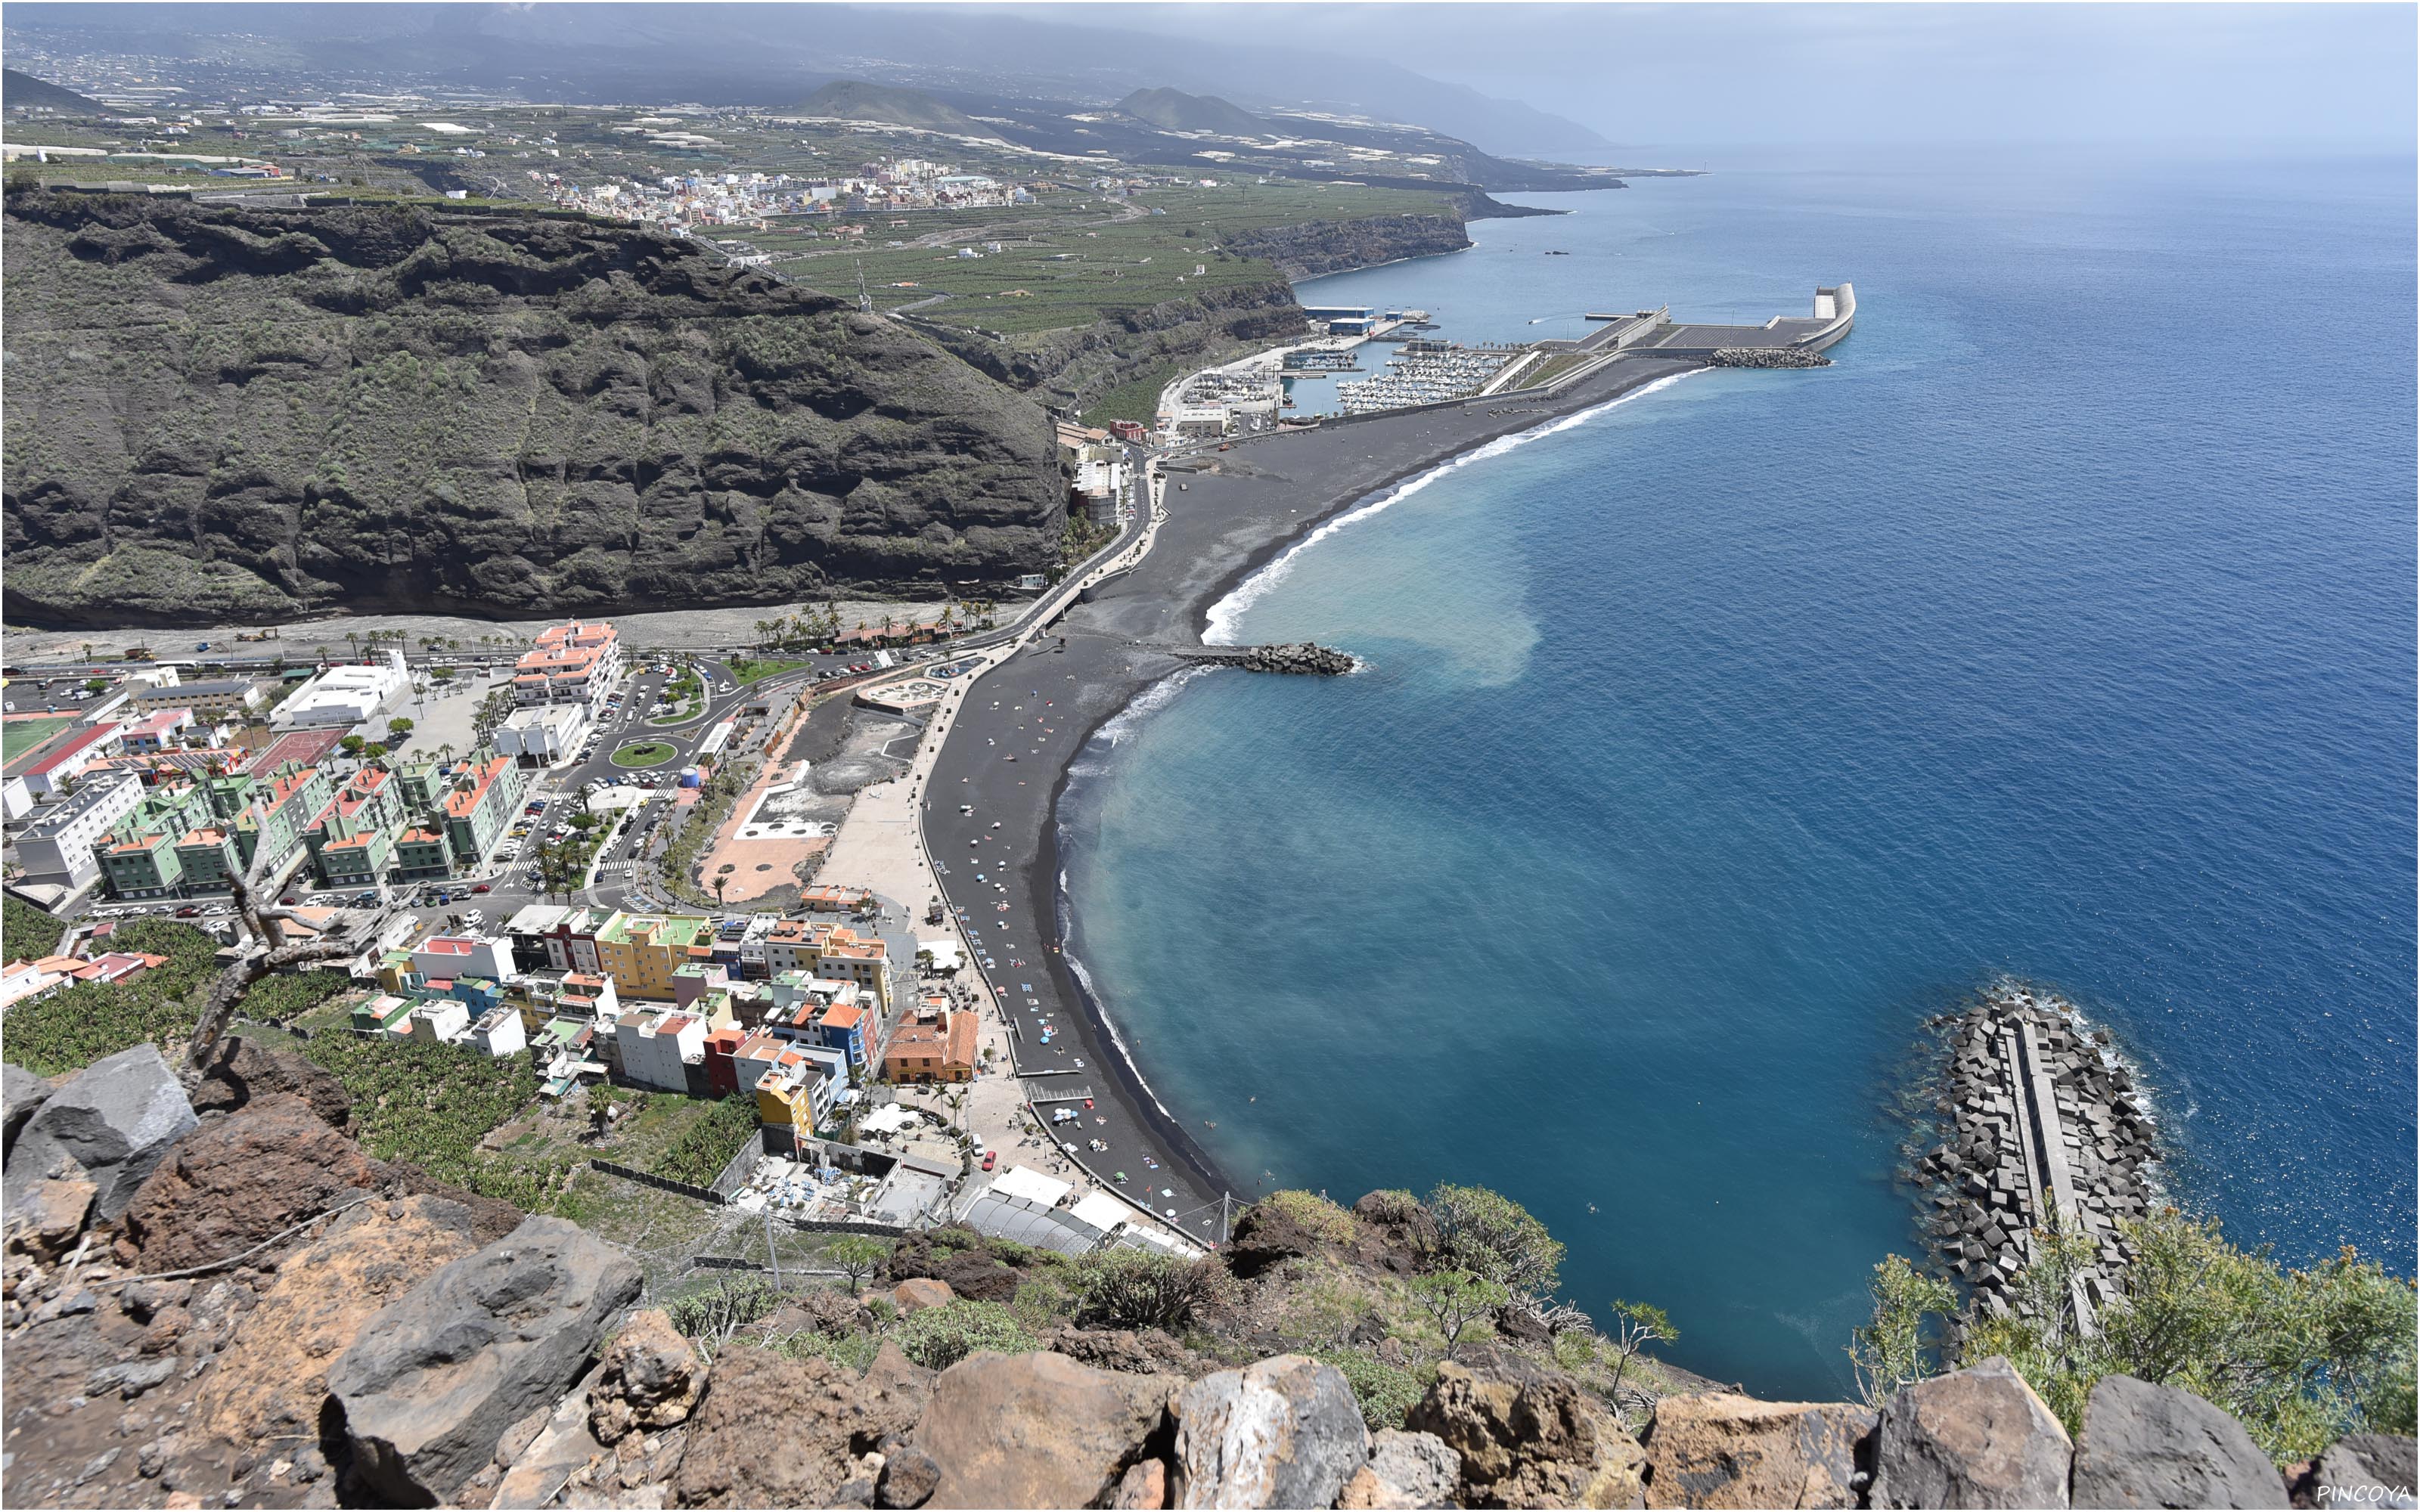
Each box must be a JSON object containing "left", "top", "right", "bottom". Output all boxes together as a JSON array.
[{"left": 989, "top": 1165, "right": 1072, "bottom": 1208}]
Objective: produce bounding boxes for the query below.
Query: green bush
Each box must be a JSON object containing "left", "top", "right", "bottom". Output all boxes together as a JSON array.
[
  {"left": 295, "top": 1027, "right": 556, "bottom": 1204},
  {"left": 1958, "top": 1209, "right": 2417, "bottom": 1464},
  {"left": 1316, "top": 1348, "right": 1432, "bottom": 1431},
  {"left": 1068, "top": 1249, "right": 1231, "bottom": 1333},
  {"left": 895, "top": 1300, "right": 1035, "bottom": 1371},
  {"left": 669, "top": 1275, "right": 781, "bottom": 1347},
  {"left": 1258, "top": 1189, "right": 1358, "bottom": 1245},
  {"left": 1428, "top": 1184, "right": 1565, "bottom": 1298}
]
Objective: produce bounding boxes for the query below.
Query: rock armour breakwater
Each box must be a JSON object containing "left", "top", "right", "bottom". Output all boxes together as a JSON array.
[
  {"left": 1709, "top": 346, "right": 1833, "bottom": 368},
  {"left": 1171, "top": 642, "right": 1359, "bottom": 675},
  {"left": 1911, "top": 984, "right": 2159, "bottom": 1327}
]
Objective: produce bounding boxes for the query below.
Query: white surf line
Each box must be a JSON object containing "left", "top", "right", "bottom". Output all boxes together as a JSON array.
[{"left": 1202, "top": 367, "right": 1704, "bottom": 644}]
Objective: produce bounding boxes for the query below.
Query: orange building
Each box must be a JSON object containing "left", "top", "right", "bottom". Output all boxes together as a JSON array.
[{"left": 883, "top": 1009, "right": 976, "bottom": 1084}]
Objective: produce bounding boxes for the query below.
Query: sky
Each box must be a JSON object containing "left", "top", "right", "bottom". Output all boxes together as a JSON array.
[{"left": 999, "top": 2, "right": 2420, "bottom": 149}]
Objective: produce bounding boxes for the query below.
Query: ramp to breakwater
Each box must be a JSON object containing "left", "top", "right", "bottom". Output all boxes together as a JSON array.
[{"left": 1599, "top": 283, "right": 1857, "bottom": 359}]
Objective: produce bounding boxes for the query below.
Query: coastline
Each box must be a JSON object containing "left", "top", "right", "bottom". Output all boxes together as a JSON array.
[{"left": 921, "top": 351, "right": 1708, "bottom": 1235}]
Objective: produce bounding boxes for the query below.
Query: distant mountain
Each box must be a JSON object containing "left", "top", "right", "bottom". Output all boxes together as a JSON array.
[
  {"left": 2, "top": 68, "right": 105, "bottom": 114},
  {"left": 784, "top": 79, "right": 981, "bottom": 135},
  {"left": 1115, "top": 88, "right": 1270, "bottom": 138}
]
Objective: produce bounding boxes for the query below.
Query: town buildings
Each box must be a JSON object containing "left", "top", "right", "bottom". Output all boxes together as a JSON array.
[
  {"left": 15, "top": 770, "right": 147, "bottom": 891},
  {"left": 274, "top": 650, "right": 408, "bottom": 729},
  {"left": 513, "top": 621, "right": 623, "bottom": 708},
  {"left": 495, "top": 702, "right": 591, "bottom": 764},
  {"left": 884, "top": 1005, "right": 976, "bottom": 1084}
]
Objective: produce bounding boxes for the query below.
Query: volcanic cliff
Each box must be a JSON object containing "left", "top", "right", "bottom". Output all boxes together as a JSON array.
[{"left": 1, "top": 190, "right": 1066, "bottom": 628}]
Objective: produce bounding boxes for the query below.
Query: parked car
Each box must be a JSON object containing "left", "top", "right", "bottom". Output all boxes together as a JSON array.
[
  {"left": 472, "top": 883, "right": 492, "bottom": 894},
  {"left": 175, "top": 905, "right": 201, "bottom": 918},
  {"left": 981, "top": 1150, "right": 997, "bottom": 1172}
]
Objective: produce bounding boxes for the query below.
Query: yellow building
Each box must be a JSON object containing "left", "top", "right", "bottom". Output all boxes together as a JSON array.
[{"left": 592, "top": 912, "right": 715, "bottom": 1001}]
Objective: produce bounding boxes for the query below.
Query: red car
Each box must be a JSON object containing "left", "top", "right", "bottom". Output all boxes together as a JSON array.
[
  {"left": 472, "top": 883, "right": 492, "bottom": 894},
  {"left": 1083, "top": 1098, "right": 1094, "bottom": 1110},
  {"left": 175, "top": 905, "right": 201, "bottom": 919},
  {"left": 280, "top": 896, "right": 298, "bottom": 906},
  {"left": 980, "top": 1150, "right": 997, "bottom": 1172}
]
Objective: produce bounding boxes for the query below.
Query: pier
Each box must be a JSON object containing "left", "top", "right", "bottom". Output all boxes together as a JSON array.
[{"left": 1913, "top": 984, "right": 2158, "bottom": 1331}]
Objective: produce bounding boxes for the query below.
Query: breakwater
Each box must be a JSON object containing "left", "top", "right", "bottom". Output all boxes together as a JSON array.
[
  {"left": 1165, "top": 641, "right": 1359, "bottom": 674},
  {"left": 1709, "top": 346, "right": 1832, "bottom": 368},
  {"left": 1911, "top": 984, "right": 2158, "bottom": 1328}
]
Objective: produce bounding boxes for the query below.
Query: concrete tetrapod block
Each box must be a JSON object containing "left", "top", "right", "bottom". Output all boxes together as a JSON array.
[
  {"left": 325, "top": 1214, "right": 641, "bottom": 1504},
  {"left": 2069, "top": 1374, "right": 2287, "bottom": 1508}
]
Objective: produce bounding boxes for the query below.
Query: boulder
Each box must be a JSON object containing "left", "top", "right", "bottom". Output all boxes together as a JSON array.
[
  {"left": 894, "top": 1276, "right": 956, "bottom": 1314},
  {"left": 588, "top": 1308, "right": 705, "bottom": 1444},
  {"left": 5, "top": 1044, "right": 196, "bottom": 1219},
  {"left": 1640, "top": 1393, "right": 1876, "bottom": 1508},
  {"left": 768, "top": 1286, "right": 876, "bottom": 1338},
  {"left": 1350, "top": 1191, "right": 1440, "bottom": 1275},
  {"left": 1406, "top": 1348, "right": 1648, "bottom": 1508},
  {"left": 876, "top": 1444, "right": 943, "bottom": 1509},
  {"left": 2069, "top": 1374, "right": 2285, "bottom": 1508},
  {"left": 2, "top": 1062, "right": 52, "bottom": 1158},
  {"left": 1223, "top": 1195, "right": 1349, "bottom": 1279},
  {"left": 194, "top": 1195, "right": 488, "bottom": 1460},
  {"left": 2306, "top": 1436, "right": 2417, "bottom": 1511},
  {"left": 1339, "top": 1430, "right": 1463, "bottom": 1510},
  {"left": 1171, "top": 1354, "right": 1369, "bottom": 1509},
  {"left": 5, "top": 1173, "right": 95, "bottom": 1257},
  {"left": 187, "top": 1035, "right": 352, "bottom": 1129},
  {"left": 324, "top": 1214, "right": 641, "bottom": 1504},
  {"left": 676, "top": 1343, "right": 932, "bottom": 1507},
  {"left": 911, "top": 1351, "right": 1177, "bottom": 1509},
  {"left": 120, "top": 1093, "right": 382, "bottom": 1270},
  {"left": 1869, "top": 1357, "right": 2072, "bottom": 1508}
]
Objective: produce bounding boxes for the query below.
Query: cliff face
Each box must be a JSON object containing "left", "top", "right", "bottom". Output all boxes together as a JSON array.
[
  {"left": 909, "top": 279, "right": 1308, "bottom": 404},
  {"left": 1224, "top": 213, "right": 1474, "bottom": 281},
  {"left": 1, "top": 191, "right": 1065, "bottom": 628}
]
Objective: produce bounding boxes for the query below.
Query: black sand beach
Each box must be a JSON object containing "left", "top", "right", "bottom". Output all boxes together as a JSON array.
[{"left": 920, "top": 355, "right": 1705, "bottom": 1241}]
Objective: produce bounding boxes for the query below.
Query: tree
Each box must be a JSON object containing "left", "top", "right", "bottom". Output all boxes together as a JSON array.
[
  {"left": 1428, "top": 1183, "right": 1565, "bottom": 1298},
  {"left": 361, "top": 742, "right": 389, "bottom": 760},
  {"left": 340, "top": 734, "right": 366, "bottom": 756},
  {"left": 1964, "top": 1208, "right": 2417, "bottom": 1462},
  {"left": 83, "top": 677, "right": 109, "bottom": 694},
  {"left": 1413, "top": 1269, "right": 1510, "bottom": 1360},
  {"left": 712, "top": 864, "right": 734, "bottom": 905},
  {"left": 1848, "top": 1255, "right": 1956, "bottom": 1407},
  {"left": 827, "top": 1236, "right": 889, "bottom": 1295},
  {"left": 1605, "top": 1298, "right": 1678, "bottom": 1411},
  {"left": 388, "top": 717, "right": 414, "bottom": 739}
]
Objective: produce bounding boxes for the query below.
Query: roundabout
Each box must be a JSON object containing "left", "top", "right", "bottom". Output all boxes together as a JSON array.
[{"left": 611, "top": 740, "right": 679, "bottom": 769}]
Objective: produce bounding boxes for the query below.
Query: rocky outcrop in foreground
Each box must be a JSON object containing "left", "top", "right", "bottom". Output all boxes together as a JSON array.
[
  {"left": 2, "top": 190, "right": 1066, "bottom": 627},
  {"left": 1, "top": 1044, "right": 2406, "bottom": 1511}
]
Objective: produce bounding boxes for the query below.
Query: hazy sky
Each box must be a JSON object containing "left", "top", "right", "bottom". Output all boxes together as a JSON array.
[{"left": 1007, "top": 2, "right": 2418, "bottom": 148}]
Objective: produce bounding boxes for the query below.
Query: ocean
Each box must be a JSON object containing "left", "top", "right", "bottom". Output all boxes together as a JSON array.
[{"left": 1058, "top": 147, "right": 2417, "bottom": 1398}]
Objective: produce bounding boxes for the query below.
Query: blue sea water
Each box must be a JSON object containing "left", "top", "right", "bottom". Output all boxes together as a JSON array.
[{"left": 1060, "top": 149, "right": 2416, "bottom": 1398}]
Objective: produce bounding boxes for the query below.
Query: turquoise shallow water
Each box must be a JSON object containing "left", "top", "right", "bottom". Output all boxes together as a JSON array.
[{"left": 1060, "top": 150, "right": 2416, "bottom": 1397}]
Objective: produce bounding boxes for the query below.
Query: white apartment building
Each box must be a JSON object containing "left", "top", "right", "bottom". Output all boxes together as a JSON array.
[
  {"left": 513, "top": 621, "right": 623, "bottom": 707},
  {"left": 614, "top": 1009, "right": 704, "bottom": 1093},
  {"left": 495, "top": 702, "right": 592, "bottom": 764},
  {"left": 275, "top": 649, "right": 409, "bottom": 729},
  {"left": 15, "top": 771, "right": 145, "bottom": 891}
]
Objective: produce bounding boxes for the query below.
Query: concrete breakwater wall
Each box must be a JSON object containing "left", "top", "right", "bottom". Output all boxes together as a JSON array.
[
  {"left": 1168, "top": 641, "right": 1358, "bottom": 674},
  {"left": 1910, "top": 984, "right": 2159, "bottom": 1328}
]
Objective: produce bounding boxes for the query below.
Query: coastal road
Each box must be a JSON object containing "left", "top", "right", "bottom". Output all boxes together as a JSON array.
[{"left": 921, "top": 354, "right": 1707, "bottom": 1239}]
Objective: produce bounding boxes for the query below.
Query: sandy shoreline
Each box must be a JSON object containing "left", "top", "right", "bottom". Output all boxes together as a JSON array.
[{"left": 922, "top": 353, "right": 1708, "bottom": 1228}]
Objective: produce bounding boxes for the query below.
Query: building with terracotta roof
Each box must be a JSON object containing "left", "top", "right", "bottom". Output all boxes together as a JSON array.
[
  {"left": 884, "top": 1008, "right": 976, "bottom": 1084},
  {"left": 300, "top": 764, "right": 411, "bottom": 889},
  {"left": 14, "top": 722, "right": 126, "bottom": 798},
  {"left": 513, "top": 621, "right": 623, "bottom": 708}
]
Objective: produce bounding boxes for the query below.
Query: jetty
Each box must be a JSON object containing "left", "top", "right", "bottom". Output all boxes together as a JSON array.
[
  {"left": 1913, "top": 983, "right": 2158, "bottom": 1331},
  {"left": 1154, "top": 642, "right": 1357, "bottom": 675}
]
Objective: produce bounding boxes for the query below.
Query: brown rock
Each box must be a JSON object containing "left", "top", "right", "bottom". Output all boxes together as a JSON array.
[
  {"left": 1407, "top": 1350, "right": 1648, "bottom": 1508},
  {"left": 768, "top": 1286, "right": 876, "bottom": 1338},
  {"left": 191, "top": 1194, "right": 486, "bottom": 1458},
  {"left": 675, "top": 1342, "right": 932, "bottom": 1507},
  {"left": 1110, "top": 1458, "right": 1170, "bottom": 1509},
  {"left": 120, "top": 1095, "right": 381, "bottom": 1271},
  {"left": 8, "top": 1175, "right": 95, "bottom": 1258},
  {"left": 911, "top": 1351, "right": 1177, "bottom": 1509},
  {"left": 1640, "top": 1393, "right": 1876, "bottom": 1508},
  {"left": 1869, "top": 1357, "right": 2072, "bottom": 1509},
  {"left": 893, "top": 1277, "right": 955, "bottom": 1314},
  {"left": 590, "top": 1309, "right": 705, "bottom": 1445},
  {"left": 1339, "top": 1430, "right": 1463, "bottom": 1510},
  {"left": 188, "top": 1036, "right": 352, "bottom": 1130},
  {"left": 1040, "top": 1326, "right": 1211, "bottom": 1377},
  {"left": 875, "top": 1445, "right": 942, "bottom": 1508}
]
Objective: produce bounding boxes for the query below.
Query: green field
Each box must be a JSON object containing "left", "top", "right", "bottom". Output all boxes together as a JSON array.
[
  {"left": 777, "top": 181, "right": 1450, "bottom": 335},
  {"left": 2, "top": 715, "right": 75, "bottom": 764},
  {"left": 613, "top": 740, "right": 679, "bottom": 767},
  {"left": 726, "top": 657, "right": 808, "bottom": 685}
]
